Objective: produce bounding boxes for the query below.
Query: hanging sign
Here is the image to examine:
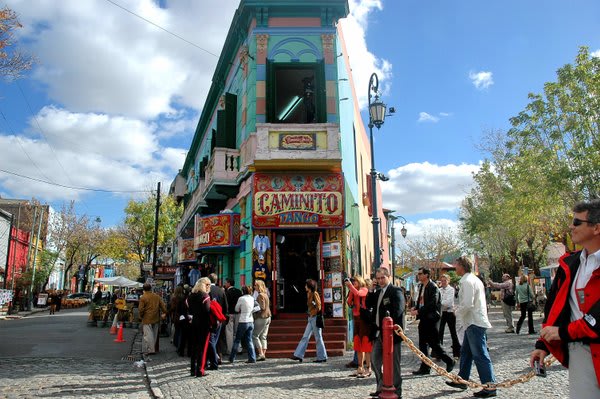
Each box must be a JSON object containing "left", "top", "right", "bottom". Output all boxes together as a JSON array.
[
  {"left": 252, "top": 173, "right": 345, "bottom": 228},
  {"left": 178, "top": 238, "right": 196, "bottom": 262},
  {"left": 194, "top": 213, "right": 241, "bottom": 250}
]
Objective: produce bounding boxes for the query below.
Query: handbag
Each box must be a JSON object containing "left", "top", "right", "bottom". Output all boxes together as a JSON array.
[
  {"left": 360, "top": 307, "right": 373, "bottom": 323},
  {"left": 315, "top": 312, "right": 324, "bottom": 329},
  {"left": 502, "top": 291, "right": 516, "bottom": 306},
  {"left": 526, "top": 288, "right": 537, "bottom": 311}
]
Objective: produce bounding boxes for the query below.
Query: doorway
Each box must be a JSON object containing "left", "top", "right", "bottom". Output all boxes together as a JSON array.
[{"left": 277, "top": 230, "right": 320, "bottom": 313}]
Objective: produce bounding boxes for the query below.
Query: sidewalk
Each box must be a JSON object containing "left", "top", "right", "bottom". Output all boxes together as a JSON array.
[
  {"left": 141, "top": 308, "right": 568, "bottom": 399},
  {"left": 0, "top": 306, "right": 48, "bottom": 319}
]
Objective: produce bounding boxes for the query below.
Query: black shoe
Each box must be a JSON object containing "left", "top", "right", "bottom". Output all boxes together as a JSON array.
[
  {"left": 290, "top": 355, "right": 303, "bottom": 363},
  {"left": 473, "top": 389, "right": 497, "bottom": 398},
  {"left": 245, "top": 360, "right": 256, "bottom": 364},
  {"left": 207, "top": 365, "right": 218, "bottom": 370},
  {"left": 446, "top": 359, "right": 456, "bottom": 372},
  {"left": 369, "top": 392, "right": 380, "bottom": 397},
  {"left": 445, "top": 381, "right": 467, "bottom": 390},
  {"left": 313, "top": 359, "right": 327, "bottom": 363},
  {"left": 412, "top": 369, "right": 430, "bottom": 375}
]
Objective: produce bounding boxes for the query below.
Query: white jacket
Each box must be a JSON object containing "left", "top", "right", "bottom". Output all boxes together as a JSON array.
[
  {"left": 235, "top": 295, "right": 255, "bottom": 323},
  {"left": 456, "top": 273, "right": 492, "bottom": 330}
]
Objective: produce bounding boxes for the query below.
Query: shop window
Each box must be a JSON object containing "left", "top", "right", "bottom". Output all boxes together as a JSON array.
[{"left": 267, "top": 62, "right": 325, "bottom": 124}]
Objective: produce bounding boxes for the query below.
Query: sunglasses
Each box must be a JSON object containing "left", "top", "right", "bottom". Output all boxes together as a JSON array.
[{"left": 573, "top": 218, "right": 595, "bottom": 226}]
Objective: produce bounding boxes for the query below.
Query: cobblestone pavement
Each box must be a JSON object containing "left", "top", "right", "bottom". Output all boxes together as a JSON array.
[
  {"left": 0, "top": 357, "right": 150, "bottom": 399},
  {"left": 144, "top": 307, "right": 569, "bottom": 399}
]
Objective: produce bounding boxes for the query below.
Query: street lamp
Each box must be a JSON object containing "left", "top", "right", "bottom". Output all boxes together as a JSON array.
[
  {"left": 389, "top": 214, "right": 407, "bottom": 284},
  {"left": 368, "top": 72, "right": 387, "bottom": 270}
]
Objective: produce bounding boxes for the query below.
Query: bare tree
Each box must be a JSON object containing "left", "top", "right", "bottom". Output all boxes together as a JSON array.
[{"left": 0, "top": 6, "right": 35, "bottom": 80}]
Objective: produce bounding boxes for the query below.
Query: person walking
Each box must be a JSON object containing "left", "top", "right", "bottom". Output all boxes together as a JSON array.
[
  {"left": 169, "top": 286, "right": 185, "bottom": 352},
  {"left": 207, "top": 273, "right": 228, "bottom": 370},
  {"left": 344, "top": 275, "right": 372, "bottom": 377},
  {"left": 229, "top": 285, "right": 257, "bottom": 364},
  {"left": 369, "top": 267, "right": 405, "bottom": 399},
  {"left": 187, "top": 278, "right": 211, "bottom": 377},
  {"left": 410, "top": 267, "right": 455, "bottom": 375},
  {"left": 252, "top": 280, "right": 271, "bottom": 361},
  {"left": 439, "top": 273, "right": 461, "bottom": 358},
  {"left": 446, "top": 256, "right": 497, "bottom": 398},
  {"left": 530, "top": 199, "right": 600, "bottom": 398},
  {"left": 488, "top": 273, "right": 515, "bottom": 333},
  {"left": 515, "top": 275, "right": 536, "bottom": 335},
  {"left": 224, "top": 278, "right": 242, "bottom": 355},
  {"left": 138, "top": 283, "right": 167, "bottom": 359},
  {"left": 290, "top": 279, "right": 327, "bottom": 363}
]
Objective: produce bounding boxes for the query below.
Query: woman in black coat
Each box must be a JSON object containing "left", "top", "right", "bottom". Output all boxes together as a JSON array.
[{"left": 187, "top": 277, "right": 212, "bottom": 377}]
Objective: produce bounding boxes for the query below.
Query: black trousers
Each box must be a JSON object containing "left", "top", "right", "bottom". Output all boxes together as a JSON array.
[
  {"left": 418, "top": 320, "right": 453, "bottom": 370},
  {"left": 516, "top": 303, "right": 535, "bottom": 334},
  {"left": 439, "top": 311, "right": 461, "bottom": 357}
]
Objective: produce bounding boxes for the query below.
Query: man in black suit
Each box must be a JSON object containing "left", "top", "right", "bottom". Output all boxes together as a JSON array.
[
  {"left": 224, "top": 278, "right": 242, "bottom": 355},
  {"left": 410, "top": 267, "right": 455, "bottom": 375},
  {"left": 207, "top": 273, "right": 228, "bottom": 370},
  {"left": 369, "top": 267, "right": 405, "bottom": 399}
]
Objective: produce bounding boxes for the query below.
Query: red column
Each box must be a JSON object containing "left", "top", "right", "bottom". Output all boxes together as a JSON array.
[{"left": 379, "top": 315, "right": 398, "bottom": 399}]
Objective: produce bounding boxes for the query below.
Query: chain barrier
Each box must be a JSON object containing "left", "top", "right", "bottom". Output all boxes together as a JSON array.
[{"left": 392, "top": 324, "right": 556, "bottom": 390}]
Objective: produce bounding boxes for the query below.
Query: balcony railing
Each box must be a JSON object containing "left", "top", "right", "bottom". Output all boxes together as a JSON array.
[
  {"left": 177, "top": 179, "right": 205, "bottom": 235},
  {"left": 252, "top": 123, "right": 341, "bottom": 169},
  {"left": 203, "top": 147, "right": 240, "bottom": 200}
]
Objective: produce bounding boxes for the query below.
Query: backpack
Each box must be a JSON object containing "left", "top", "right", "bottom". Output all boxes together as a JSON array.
[{"left": 209, "top": 299, "right": 227, "bottom": 329}]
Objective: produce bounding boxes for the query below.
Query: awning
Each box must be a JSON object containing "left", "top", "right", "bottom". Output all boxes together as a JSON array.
[{"left": 95, "top": 276, "right": 143, "bottom": 288}]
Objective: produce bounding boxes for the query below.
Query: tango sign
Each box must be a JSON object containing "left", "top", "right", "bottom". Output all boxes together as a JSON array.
[{"left": 252, "top": 173, "right": 344, "bottom": 228}]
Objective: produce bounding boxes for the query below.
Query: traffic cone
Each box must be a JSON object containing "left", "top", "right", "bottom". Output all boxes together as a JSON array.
[
  {"left": 114, "top": 322, "right": 126, "bottom": 342},
  {"left": 110, "top": 314, "right": 118, "bottom": 334}
]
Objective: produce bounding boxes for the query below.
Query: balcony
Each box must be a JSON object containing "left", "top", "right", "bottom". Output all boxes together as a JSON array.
[
  {"left": 252, "top": 123, "right": 341, "bottom": 171},
  {"left": 177, "top": 179, "right": 206, "bottom": 235},
  {"left": 203, "top": 147, "right": 240, "bottom": 200}
]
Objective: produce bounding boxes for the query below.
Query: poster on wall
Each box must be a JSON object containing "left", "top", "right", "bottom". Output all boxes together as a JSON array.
[
  {"left": 332, "top": 287, "right": 343, "bottom": 302},
  {"left": 323, "top": 288, "right": 333, "bottom": 303},
  {"left": 194, "top": 213, "right": 240, "bottom": 250},
  {"left": 252, "top": 173, "right": 345, "bottom": 228},
  {"left": 333, "top": 302, "right": 343, "bottom": 317},
  {"left": 332, "top": 272, "right": 342, "bottom": 287}
]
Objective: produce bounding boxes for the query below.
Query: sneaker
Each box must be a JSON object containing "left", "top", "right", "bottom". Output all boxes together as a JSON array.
[
  {"left": 257, "top": 355, "right": 266, "bottom": 361},
  {"left": 505, "top": 328, "right": 515, "bottom": 333}
]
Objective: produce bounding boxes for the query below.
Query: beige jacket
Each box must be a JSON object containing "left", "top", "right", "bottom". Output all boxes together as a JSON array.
[
  {"left": 255, "top": 292, "right": 271, "bottom": 319},
  {"left": 138, "top": 291, "right": 167, "bottom": 325}
]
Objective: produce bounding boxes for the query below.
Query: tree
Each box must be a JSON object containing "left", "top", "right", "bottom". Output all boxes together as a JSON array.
[
  {"left": 121, "top": 190, "right": 182, "bottom": 276},
  {"left": 0, "top": 6, "right": 34, "bottom": 80}
]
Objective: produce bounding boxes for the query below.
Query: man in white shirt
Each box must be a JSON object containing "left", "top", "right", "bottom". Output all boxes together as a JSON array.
[
  {"left": 530, "top": 199, "right": 600, "bottom": 398},
  {"left": 446, "top": 256, "right": 497, "bottom": 398},
  {"left": 439, "top": 273, "right": 461, "bottom": 358}
]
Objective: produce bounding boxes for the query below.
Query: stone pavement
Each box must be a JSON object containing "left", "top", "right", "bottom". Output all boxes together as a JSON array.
[{"left": 143, "top": 307, "right": 569, "bottom": 399}]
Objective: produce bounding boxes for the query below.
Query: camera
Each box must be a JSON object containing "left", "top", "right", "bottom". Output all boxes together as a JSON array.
[
  {"left": 533, "top": 360, "right": 546, "bottom": 377},
  {"left": 343, "top": 277, "right": 351, "bottom": 284}
]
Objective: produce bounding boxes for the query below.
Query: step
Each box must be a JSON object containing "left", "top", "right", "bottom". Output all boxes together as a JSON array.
[
  {"left": 268, "top": 332, "right": 347, "bottom": 341},
  {"left": 266, "top": 348, "right": 346, "bottom": 359},
  {"left": 267, "top": 340, "right": 346, "bottom": 351}
]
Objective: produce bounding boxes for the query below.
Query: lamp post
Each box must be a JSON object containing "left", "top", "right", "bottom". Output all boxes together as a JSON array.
[
  {"left": 368, "top": 73, "right": 387, "bottom": 270},
  {"left": 389, "top": 214, "right": 407, "bottom": 285}
]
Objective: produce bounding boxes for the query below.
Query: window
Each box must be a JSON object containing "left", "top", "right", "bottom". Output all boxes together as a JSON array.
[{"left": 267, "top": 62, "right": 325, "bottom": 124}]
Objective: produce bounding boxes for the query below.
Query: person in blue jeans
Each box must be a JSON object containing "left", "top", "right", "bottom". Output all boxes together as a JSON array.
[
  {"left": 446, "top": 256, "right": 497, "bottom": 398},
  {"left": 228, "top": 285, "right": 256, "bottom": 363},
  {"left": 290, "top": 279, "right": 327, "bottom": 363}
]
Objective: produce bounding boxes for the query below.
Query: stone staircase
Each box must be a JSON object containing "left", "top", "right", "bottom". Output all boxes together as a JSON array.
[{"left": 266, "top": 314, "right": 347, "bottom": 359}]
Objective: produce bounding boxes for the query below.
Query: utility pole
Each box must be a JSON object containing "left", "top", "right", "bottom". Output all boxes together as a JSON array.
[{"left": 152, "top": 182, "right": 161, "bottom": 277}]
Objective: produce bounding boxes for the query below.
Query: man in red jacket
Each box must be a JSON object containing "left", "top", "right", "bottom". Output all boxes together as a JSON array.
[{"left": 530, "top": 199, "right": 600, "bottom": 398}]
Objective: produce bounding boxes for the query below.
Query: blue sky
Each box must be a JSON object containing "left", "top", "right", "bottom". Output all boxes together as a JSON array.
[{"left": 1, "top": 0, "right": 599, "bottom": 239}]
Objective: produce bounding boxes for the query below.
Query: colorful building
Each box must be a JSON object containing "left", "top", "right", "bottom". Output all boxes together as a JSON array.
[{"left": 170, "top": 0, "right": 392, "bottom": 352}]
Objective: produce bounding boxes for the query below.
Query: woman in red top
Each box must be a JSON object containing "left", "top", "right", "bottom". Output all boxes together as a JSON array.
[{"left": 345, "top": 275, "right": 372, "bottom": 377}]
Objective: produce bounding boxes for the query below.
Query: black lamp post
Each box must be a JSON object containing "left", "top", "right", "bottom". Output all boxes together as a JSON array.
[
  {"left": 368, "top": 73, "right": 387, "bottom": 270},
  {"left": 389, "top": 214, "right": 407, "bottom": 284}
]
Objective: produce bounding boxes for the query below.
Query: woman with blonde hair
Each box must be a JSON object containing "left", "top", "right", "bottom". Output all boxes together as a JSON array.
[
  {"left": 253, "top": 280, "right": 272, "bottom": 361},
  {"left": 187, "top": 277, "right": 212, "bottom": 377},
  {"left": 345, "top": 275, "right": 372, "bottom": 377},
  {"left": 515, "top": 274, "right": 536, "bottom": 335}
]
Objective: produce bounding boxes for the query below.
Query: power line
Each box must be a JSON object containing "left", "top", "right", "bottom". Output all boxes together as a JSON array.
[
  {"left": 105, "top": 0, "right": 220, "bottom": 58},
  {"left": 0, "top": 168, "right": 152, "bottom": 193}
]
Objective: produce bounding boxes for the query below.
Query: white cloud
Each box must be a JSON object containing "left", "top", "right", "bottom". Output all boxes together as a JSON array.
[
  {"left": 418, "top": 112, "right": 440, "bottom": 123},
  {"left": 591, "top": 49, "right": 600, "bottom": 58},
  {"left": 381, "top": 161, "right": 481, "bottom": 215},
  {"left": 469, "top": 71, "right": 494, "bottom": 90},
  {"left": 339, "top": 0, "right": 392, "bottom": 110}
]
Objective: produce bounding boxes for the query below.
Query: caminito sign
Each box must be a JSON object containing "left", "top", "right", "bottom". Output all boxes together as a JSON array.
[{"left": 252, "top": 173, "right": 345, "bottom": 228}]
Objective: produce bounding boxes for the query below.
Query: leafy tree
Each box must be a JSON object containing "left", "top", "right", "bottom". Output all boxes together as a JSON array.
[{"left": 0, "top": 6, "right": 34, "bottom": 80}]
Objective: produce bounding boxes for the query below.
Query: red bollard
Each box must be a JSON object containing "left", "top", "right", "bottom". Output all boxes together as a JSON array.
[{"left": 379, "top": 315, "right": 398, "bottom": 399}]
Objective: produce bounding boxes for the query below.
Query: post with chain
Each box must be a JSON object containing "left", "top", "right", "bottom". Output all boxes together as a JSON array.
[{"left": 380, "top": 312, "right": 397, "bottom": 399}]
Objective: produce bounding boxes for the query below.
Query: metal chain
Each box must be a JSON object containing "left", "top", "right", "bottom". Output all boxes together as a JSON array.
[{"left": 392, "top": 324, "right": 556, "bottom": 390}]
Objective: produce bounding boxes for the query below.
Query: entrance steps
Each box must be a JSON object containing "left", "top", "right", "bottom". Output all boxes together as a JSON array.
[{"left": 266, "top": 313, "right": 347, "bottom": 359}]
